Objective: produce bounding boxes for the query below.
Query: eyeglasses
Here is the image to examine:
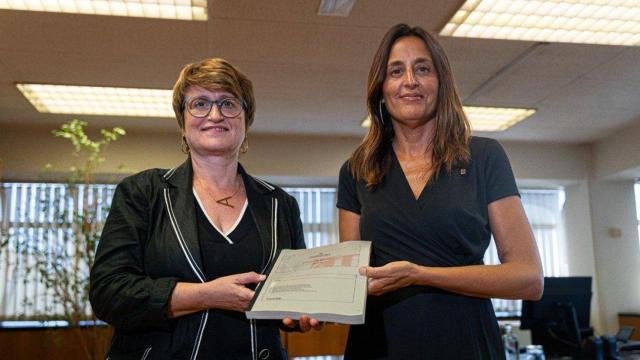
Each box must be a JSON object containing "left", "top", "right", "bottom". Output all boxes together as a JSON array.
[{"left": 184, "top": 96, "right": 245, "bottom": 118}]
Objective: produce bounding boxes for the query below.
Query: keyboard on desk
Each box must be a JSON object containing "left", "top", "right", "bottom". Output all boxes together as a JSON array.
[{"left": 620, "top": 341, "right": 640, "bottom": 352}]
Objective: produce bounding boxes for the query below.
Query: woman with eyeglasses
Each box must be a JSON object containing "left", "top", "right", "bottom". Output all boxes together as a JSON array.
[
  {"left": 337, "top": 24, "right": 544, "bottom": 359},
  {"left": 90, "top": 58, "right": 320, "bottom": 360}
]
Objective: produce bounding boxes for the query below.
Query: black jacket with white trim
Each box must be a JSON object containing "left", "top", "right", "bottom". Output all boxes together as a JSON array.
[{"left": 89, "top": 158, "right": 305, "bottom": 360}]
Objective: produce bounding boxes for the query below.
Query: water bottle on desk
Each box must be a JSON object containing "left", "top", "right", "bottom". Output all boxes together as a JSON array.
[
  {"left": 503, "top": 323, "right": 520, "bottom": 360},
  {"left": 523, "top": 345, "right": 545, "bottom": 360}
]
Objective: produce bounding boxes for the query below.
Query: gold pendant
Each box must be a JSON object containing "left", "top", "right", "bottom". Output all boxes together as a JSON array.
[{"left": 216, "top": 196, "right": 234, "bottom": 208}]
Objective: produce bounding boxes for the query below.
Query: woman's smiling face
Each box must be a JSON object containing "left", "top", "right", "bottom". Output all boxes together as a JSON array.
[
  {"left": 382, "top": 36, "right": 439, "bottom": 128},
  {"left": 183, "top": 86, "right": 246, "bottom": 157}
]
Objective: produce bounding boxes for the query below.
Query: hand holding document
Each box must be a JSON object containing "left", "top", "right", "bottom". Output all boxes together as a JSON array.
[{"left": 246, "top": 241, "right": 371, "bottom": 324}]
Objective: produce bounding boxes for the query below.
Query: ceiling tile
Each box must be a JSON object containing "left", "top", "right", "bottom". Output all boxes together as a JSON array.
[
  {"left": 541, "top": 79, "right": 640, "bottom": 112},
  {"left": 0, "top": 2, "right": 639, "bottom": 144},
  {"left": 585, "top": 47, "right": 640, "bottom": 85},
  {"left": 209, "top": 0, "right": 463, "bottom": 30}
]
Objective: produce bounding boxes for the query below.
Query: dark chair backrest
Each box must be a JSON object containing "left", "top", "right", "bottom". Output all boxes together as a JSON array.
[{"left": 616, "top": 326, "right": 635, "bottom": 343}]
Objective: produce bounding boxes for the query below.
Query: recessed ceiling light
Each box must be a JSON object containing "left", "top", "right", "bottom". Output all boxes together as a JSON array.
[
  {"left": 317, "top": 0, "right": 355, "bottom": 17},
  {"left": 464, "top": 106, "right": 535, "bottom": 131},
  {"left": 441, "top": 0, "right": 640, "bottom": 46},
  {"left": 1, "top": 0, "right": 208, "bottom": 21},
  {"left": 360, "top": 106, "right": 535, "bottom": 132},
  {"left": 17, "top": 84, "right": 174, "bottom": 118}
]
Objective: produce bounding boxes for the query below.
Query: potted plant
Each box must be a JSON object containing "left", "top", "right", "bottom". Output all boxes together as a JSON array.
[{"left": 0, "top": 119, "right": 125, "bottom": 359}]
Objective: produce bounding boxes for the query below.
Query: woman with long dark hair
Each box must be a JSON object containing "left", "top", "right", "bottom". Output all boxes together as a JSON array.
[{"left": 338, "top": 24, "right": 543, "bottom": 359}]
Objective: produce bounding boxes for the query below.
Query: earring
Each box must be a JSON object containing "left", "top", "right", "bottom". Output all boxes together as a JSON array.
[
  {"left": 378, "top": 99, "right": 386, "bottom": 125},
  {"left": 181, "top": 135, "right": 190, "bottom": 154},
  {"left": 240, "top": 136, "right": 249, "bottom": 154}
]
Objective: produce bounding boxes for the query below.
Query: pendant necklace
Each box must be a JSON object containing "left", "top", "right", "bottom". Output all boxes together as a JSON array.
[
  {"left": 215, "top": 184, "right": 241, "bottom": 208},
  {"left": 198, "top": 176, "right": 242, "bottom": 208}
]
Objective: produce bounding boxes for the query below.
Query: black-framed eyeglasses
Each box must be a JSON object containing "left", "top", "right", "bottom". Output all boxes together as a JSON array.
[{"left": 184, "top": 96, "right": 246, "bottom": 118}]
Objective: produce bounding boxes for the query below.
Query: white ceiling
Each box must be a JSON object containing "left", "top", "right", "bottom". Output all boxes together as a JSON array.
[{"left": 1, "top": 0, "right": 639, "bottom": 144}]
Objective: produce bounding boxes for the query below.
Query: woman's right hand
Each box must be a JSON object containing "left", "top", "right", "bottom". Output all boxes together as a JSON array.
[
  {"left": 360, "top": 261, "right": 419, "bottom": 296},
  {"left": 202, "top": 272, "right": 266, "bottom": 312},
  {"left": 169, "top": 272, "right": 266, "bottom": 318}
]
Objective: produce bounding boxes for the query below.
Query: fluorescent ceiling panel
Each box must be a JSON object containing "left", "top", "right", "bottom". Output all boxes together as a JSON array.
[
  {"left": 441, "top": 0, "right": 640, "bottom": 46},
  {"left": 0, "top": 0, "right": 208, "bottom": 21},
  {"left": 464, "top": 106, "right": 535, "bottom": 131},
  {"left": 361, "top": 106, "right": 535, "bottom": 132},
  {"left": 317, "top": 0, "right": 355, "bottom": 16},
  {"left": 17, "top": 84, "right": 174, "bottom": 118}
]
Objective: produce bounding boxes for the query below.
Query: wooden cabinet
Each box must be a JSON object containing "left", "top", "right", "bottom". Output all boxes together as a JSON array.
[
  {"left": 281, "top": 324, "right": 349, "bottom": 357},
  {"left": 619, "top": 313, "right": 640, "bottom": 340},
  {"left": 1, "top": 325, "right": 348, "bottom": 359},
  {"left": 0, "top": 326, "right": 112, "bottom": 360}
]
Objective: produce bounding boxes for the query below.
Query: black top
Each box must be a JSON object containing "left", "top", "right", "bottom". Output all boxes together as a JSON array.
[
  {"left": 195, "top": 200, "right": 285, "bottom": 360},
  {"left": 89, "top": 160, "right": 304, "bottom": 360},
  {"left": 197, "top": 201, "right": 264, "bottom": 280},
  {"left": 337, "top": 137, "right": 518, "bottom": 359}
]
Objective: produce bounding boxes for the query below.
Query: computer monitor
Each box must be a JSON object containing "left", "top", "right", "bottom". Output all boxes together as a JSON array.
[{"left": 520, "top": 276, "right": 593, "bottom": 358}]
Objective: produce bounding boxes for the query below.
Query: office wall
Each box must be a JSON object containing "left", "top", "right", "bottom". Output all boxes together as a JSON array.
[
  {"left": 502, "top": 141, "right": 590, "bottom": 186},
  {"left": 563, "top": 181, "right": 602, "bottom": 331},
  {"left": 588, "top": 180, "right": 640, "bottom": 334},
  {"left": 0, "top": 125, "right": 359, "bottom": 183},
  {"left": 588, "top": 125, "right": 640, "bottom": 335},
  {"left": 592, "top": 119, "right": 640, "bottom": 180},
  {"left": 0, "top": 125, "right": 177, "bottom": 180},
  {"left": 0, "top": 125, "right": 591, "bottom": 184}
]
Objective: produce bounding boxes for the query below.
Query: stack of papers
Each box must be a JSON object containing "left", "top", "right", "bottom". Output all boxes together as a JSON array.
[{"left": 246, "top": 241, "right": 371, "bottom": 324}]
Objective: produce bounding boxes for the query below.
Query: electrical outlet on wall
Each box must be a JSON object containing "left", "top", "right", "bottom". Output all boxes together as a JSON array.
[{"left": 607, "top": 227, "right": 622, "bottom": 238}]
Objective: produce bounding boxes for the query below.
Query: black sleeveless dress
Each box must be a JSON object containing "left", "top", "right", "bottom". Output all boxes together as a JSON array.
[{"left": 337, "top": 137, "right": 518, "bottom": 359}]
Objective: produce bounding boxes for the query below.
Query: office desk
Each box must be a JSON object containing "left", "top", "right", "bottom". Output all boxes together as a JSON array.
[
  {"left": 547, "top": 354, "right": 640, "bottom": 360},
  {"left": 620, "top": 350, "right": 640, "bottom": 359}
]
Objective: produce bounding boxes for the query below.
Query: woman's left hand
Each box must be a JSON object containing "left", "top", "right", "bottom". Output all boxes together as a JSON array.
[
  {"left": 282, "top": 315, "right": 324, "bottom": 332},
  {"left": 360, "top": 261, "right": 419, "bottom": 296}
]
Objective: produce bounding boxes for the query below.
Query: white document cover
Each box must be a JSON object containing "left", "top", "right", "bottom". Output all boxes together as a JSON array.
[{"left": 246, "top": 240, "right": 371, "bottom": 324}]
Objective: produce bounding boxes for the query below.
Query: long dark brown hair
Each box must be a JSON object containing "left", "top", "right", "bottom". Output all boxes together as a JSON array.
[{"left": 349, "top": 24, "right": 471, "bottom": 189}]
